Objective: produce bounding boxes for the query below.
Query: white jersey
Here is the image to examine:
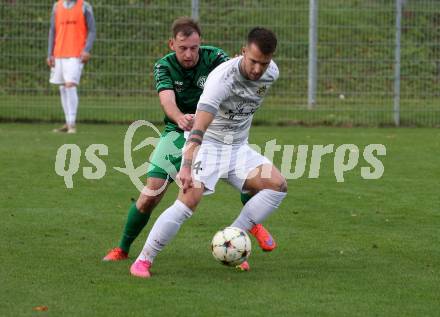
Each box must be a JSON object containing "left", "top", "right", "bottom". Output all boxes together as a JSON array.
[{"left": 197, "top": 56, "right": 279, "bottom": 144}]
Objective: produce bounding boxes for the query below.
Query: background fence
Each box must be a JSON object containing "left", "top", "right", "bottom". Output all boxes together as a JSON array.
[{"left": 1, "top": 0, "right": 439, "bottom": 126}]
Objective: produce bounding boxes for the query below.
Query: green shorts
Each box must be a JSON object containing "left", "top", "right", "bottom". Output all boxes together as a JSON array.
[{"left": 146, "top": 129, "right": 186, "bottom": 180}]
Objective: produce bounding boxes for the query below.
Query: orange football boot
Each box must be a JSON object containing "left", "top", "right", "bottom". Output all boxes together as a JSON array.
[
  {"left": 249, "top": 224, "right": 277, "bottom": 252},
  {"left": 103, "top": 247, "right": 128, "bottom": 261}
]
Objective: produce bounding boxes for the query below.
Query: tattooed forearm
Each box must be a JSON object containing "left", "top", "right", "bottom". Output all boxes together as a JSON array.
[
  {"left": 188, "top": 129, "right": 204, "bottom": 138},
  {"left": 187, "top": 137, "right": 202, "bottom": 145},
  {"left": 182, "top": 159, "right": 192, "bottom": 168}
]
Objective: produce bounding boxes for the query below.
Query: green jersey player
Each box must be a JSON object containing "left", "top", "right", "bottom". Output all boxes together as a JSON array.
[{"left": 103, "top": 17, "right": 276, "bottom": 262}]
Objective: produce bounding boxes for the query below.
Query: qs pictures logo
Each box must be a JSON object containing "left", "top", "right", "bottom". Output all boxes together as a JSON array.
[
  {"left": 54, "top": 120, "right": 179, "bottom": 195},
  {"left": 54, "top": 121, "right": 387, "bottom": 193}
]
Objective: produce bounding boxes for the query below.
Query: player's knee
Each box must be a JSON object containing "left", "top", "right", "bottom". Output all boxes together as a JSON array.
[
  {"left": 181, "top": 196, "right": 200, "bottom": 211},
  {"left": 137, "top": 193, "right": 162, "bottom": 212},
  {"left": 272, "top": 168, "right": 288, "bottom": 192},
  {"left": 65, "top": 82, "right": 76, "bottom": 88},
  {"left": 178, "top": 191, "right": 202, "bottom": 211},
  {"left": 278, "top": 178, "right": 288, "bottom": 192},
  {"left": 267, "top": 176, "right": 287, "bottom": 193},
  {"left": 137, "top": 178, "right": 168, "bottom": 212}
]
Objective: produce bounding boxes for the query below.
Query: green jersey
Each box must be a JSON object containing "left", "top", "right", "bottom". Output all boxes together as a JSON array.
[{"left": 153, "top": 46, "right": 229, "bottom": 131}]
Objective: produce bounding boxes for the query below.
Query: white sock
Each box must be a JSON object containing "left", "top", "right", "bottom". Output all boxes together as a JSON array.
[
  {"left": 231, "top": 189, "right": 287, "bottom": 231},
  {"left": 138, "top": 200, "right": 193, "bottom": 263},
  {"left": 65, "top": 86, "right": 78, "bottom": 126},
  {"left": 59, "top": 86, "right": 68, "bottom": 124}
]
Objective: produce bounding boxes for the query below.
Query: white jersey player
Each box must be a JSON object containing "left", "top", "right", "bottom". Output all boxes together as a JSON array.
[
  {"left": 193, "top": 56, "right": 279, "bottom": 194},
  {"left": 130, "top": 27, "right": 288, "bottom": 278}
]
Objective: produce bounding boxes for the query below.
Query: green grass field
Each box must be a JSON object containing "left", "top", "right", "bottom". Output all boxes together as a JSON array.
[
  {"left": 1, "top": 95, "right": 440, "bottom": 127},
  {"left": 1, "top": 123, "right": 439, "bottom": 316}
]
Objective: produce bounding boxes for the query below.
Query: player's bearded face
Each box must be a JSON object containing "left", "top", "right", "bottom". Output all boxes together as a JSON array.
[
  {"left": 241, "top": 43, "right": 272, "bottom": 80},
  {"left": 170, "top": 32, "right": 201, "bottom": 69}
]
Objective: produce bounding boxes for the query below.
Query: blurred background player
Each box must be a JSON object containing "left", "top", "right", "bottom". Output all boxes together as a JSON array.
[
  {"left": 130, "top": 27, "right": 286, "bottom": 278},
  {"left": 47, "top": 0, "right": 96, "bottom": 133},
  {"left": 103, "top": 17, "right": 276, "bottom": 262}
]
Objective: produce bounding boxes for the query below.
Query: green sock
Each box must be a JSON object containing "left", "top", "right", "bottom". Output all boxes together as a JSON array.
[
  {"left": 240, "top": 192, "right": 253, "bottom": 206},
  {"left": 118, "top": 202, "right": 151, "bottom": 253}
]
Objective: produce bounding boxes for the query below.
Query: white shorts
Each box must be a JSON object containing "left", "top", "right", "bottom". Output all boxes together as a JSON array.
[
  {"left": 192, "top": 140, "right": 271, "bottom": 195},
  {"left": 49, "top": 58, "right": 84, "bottom": 85}
]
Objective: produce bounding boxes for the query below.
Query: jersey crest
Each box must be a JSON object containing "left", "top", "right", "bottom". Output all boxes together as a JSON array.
[
  {"left": 196, "top": 75, "right": 207, "bottom": 89},
  {"left": 174, "top": 80, "right": 184, "bottom": 92},
  {"left": 256, "top": 85, "right": 267, "bottom": 96}
]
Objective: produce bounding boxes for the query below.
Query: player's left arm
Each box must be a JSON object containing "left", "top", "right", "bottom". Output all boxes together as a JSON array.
[{"left": 81, "top": 2, "right": 96, "bottom": 63}]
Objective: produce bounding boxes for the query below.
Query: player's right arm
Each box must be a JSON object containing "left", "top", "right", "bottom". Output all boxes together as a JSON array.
[
  {"left": 154, "top": 62, "right": 193, "bottom": 131},
  {"left": 178, "top": 111, "right": 215, "bottom": 192},
  {"left": 47, "top": 3, "right": 56, "bottom": 67},
  {"left": 158, "top": 90, "right": 193, "bottom": 131}
]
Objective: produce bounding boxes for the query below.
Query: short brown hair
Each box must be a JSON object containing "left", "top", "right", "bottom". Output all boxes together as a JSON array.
[
  {"left": 172, "top": 17, "right": 201, "bottom": 38},
  {"left": 247, "top": 27, "right": 277, "bottom": 55}
]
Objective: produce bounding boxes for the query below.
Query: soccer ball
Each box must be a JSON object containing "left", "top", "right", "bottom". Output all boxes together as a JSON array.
[{"left": 211, "top": 227, "right": 251, "bottom": 266}]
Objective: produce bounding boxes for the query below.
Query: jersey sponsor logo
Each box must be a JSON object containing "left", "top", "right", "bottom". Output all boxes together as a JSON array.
[
  {"left": 256, "top": 85, "right": 267, "bottom": 96},
  {"left": 174, "top": 81, "right": 184, "bottom": 92},
  {"left": 224, "top": 67, "right": 237, "bottom": 81},
  {"left": 226, "top": 108, "right": 258, "bottom": 120},
  {"left": 225, "top": 100, "right": 259, "bottom": 120},
  {"left": 221, "top": 124, "right": 242, "bottom": 132},
  {"left": 196, "top": 76, "right": 207, "bottom": 89}
]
